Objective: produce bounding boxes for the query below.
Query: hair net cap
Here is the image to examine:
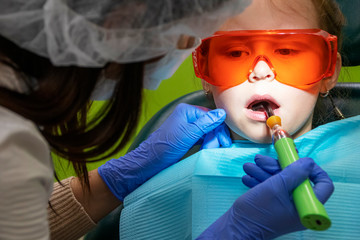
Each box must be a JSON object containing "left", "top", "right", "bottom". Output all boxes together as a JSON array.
[{"left": 0, "top": 0, "right": 251, "bottom": 67}]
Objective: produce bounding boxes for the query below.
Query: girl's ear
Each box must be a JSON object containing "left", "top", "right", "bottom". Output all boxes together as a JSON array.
[
  {"left": 321, "top": 52, "right": 342, "bottom": 92},
  {"left": 201, "top": 79, "right": 212, "bottom": 94}
]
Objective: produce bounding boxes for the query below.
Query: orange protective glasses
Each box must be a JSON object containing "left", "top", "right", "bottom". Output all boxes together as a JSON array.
[{"left": 192, "top": 29, "right": 338, "bottom": 90}]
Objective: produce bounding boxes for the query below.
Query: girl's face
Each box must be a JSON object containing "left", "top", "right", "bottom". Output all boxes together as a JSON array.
[{"left": 203, "top": 0, "right": 340, "bottom": 143}]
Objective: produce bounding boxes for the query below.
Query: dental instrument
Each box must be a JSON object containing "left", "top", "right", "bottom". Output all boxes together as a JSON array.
[{"left": 254, "top": 102, "right": 331, "bottom": 231}]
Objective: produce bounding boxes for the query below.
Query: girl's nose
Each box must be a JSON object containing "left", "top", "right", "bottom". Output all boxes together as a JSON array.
[{"left": 248, "top": 60, "right": 275, "bottom": 82}]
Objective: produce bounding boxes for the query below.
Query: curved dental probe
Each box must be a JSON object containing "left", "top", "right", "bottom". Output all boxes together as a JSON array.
[
  {"left": 251, "top": 102, "right": 274, "bottom": 119},
  {"left": 254, "top": 102, "right": 331, "bottom": 231}
]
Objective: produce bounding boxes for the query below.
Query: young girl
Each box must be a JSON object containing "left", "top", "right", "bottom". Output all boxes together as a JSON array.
[{"left": 119, "top": 0, "right": 360, "bottom": 239}]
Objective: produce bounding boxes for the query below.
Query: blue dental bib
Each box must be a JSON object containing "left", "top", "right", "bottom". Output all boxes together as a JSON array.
[{"left": 120, "top": 115, "right": 360, "bottom": 240}]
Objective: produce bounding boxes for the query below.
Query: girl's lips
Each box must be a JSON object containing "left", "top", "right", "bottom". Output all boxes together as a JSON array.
[
  {"left": 246, "top": 94, "right": 280, "bottom": 109},
  {"left": 244, "top": 108, "right": 280, "bottom": 121}
]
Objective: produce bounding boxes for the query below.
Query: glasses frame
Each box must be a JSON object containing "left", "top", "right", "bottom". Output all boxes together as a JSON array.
[{"left": 192, "top": 29, "right": 338, "bottom": 89}]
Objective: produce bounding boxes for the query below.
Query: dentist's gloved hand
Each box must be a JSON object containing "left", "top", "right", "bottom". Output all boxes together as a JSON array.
[
  {"left": 98, "top": 103, "right": 231, "bottom": 201},
  {"left": 197, "top": 157, "right": 334, "bottom": 240},
  {"left": 242, "top": 155, "right": 334, "bottom": 203}
]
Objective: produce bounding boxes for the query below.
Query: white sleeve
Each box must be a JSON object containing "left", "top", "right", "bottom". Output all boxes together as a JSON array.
[{"left": 0, "top": 106, "right": 53, "bottom": 240}]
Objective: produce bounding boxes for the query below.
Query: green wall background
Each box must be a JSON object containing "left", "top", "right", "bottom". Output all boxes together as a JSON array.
[{"left": 53, "top": 56, "right": 360, "bottom": 180}]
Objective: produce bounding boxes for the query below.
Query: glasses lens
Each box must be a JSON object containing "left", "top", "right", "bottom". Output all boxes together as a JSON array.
[
  {"left": 271, "top": 34, "right": 330, "bottom": 89},
  {"left": 194, "top": 32, "right": 332, "bottom": 89}
]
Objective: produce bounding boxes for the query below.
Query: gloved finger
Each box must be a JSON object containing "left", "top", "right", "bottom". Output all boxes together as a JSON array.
[
  {"left": 195, "top": 105, "right": 211, "bottom": 112},
  {"left": 175, "top": 103, "right": 207, "bottom": 122},
  {"left": 242, "top": 174, "right": 261, "bottom": 188},
  {"left": 308, "top": 162, "right": 334, "bottom": 204},
  {"left": 191, "top": 108, "right": 227, "bottom": 135},
  {"left": 254, "top": 154, "right": 282, "bottom": 175},
  {"left": 243, "top": 162, "right": 273, "bottom": 182},
  {"left": 167, "top": 104, "right": 224, "bottom": 143},
  {"left": 216, "top": 123, "right": 232, "bottom": 147},
  {"left": 201, "top": 123, "right": 232, "bottom": 149},
  {"left": 201, "top": 130, "right": 220, "bottom": 149},
  {"left": 277, "top": 157, "right": 315, "bottom": 193}
]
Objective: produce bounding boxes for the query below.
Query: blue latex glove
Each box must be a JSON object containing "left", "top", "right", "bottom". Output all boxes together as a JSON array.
[
  {"left": 197, "top": 157, "right": 334, "bottom": 240},
  {"left": 242, "top": 154, "right": 334, "bottom": 203},
  {"left": 98, "top": 103, "right": 231, "bottom": 201},
  {"left": 201, "top": 122, "right": 230, "bottom": 149}
]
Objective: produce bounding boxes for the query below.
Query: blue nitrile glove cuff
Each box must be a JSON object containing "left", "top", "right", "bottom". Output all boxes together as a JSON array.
[
  {"left": 98, "top": 149, "right": 153, "bottom": 201},
  {"left": 98, "top": 103, "right": 231, "bottom": 201}
]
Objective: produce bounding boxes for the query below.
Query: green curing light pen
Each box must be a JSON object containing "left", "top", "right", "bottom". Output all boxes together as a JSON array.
[{"left": 263, "top": 105, "right": 331, "bottom": 231}]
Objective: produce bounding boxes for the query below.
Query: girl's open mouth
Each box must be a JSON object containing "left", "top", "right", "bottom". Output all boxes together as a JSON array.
[
  {"left": 245, "top": 95, "right": 280, "bottom": 121},
  {"left": 249, "top": 100, "right": 279, "bottom": 112}
]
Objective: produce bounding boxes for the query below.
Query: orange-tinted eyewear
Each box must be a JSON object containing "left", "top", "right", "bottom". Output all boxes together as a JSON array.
[{"left": 192, "top": 29, "right": 338, "bottom": 90}]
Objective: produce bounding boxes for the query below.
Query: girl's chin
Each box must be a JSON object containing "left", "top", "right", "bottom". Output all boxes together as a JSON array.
[
  {"left": 230, "top": 130, "right": 272, "bottom": 144},
  {"left": 249, "top": 137, "right": 273, "bottom": 144}
]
